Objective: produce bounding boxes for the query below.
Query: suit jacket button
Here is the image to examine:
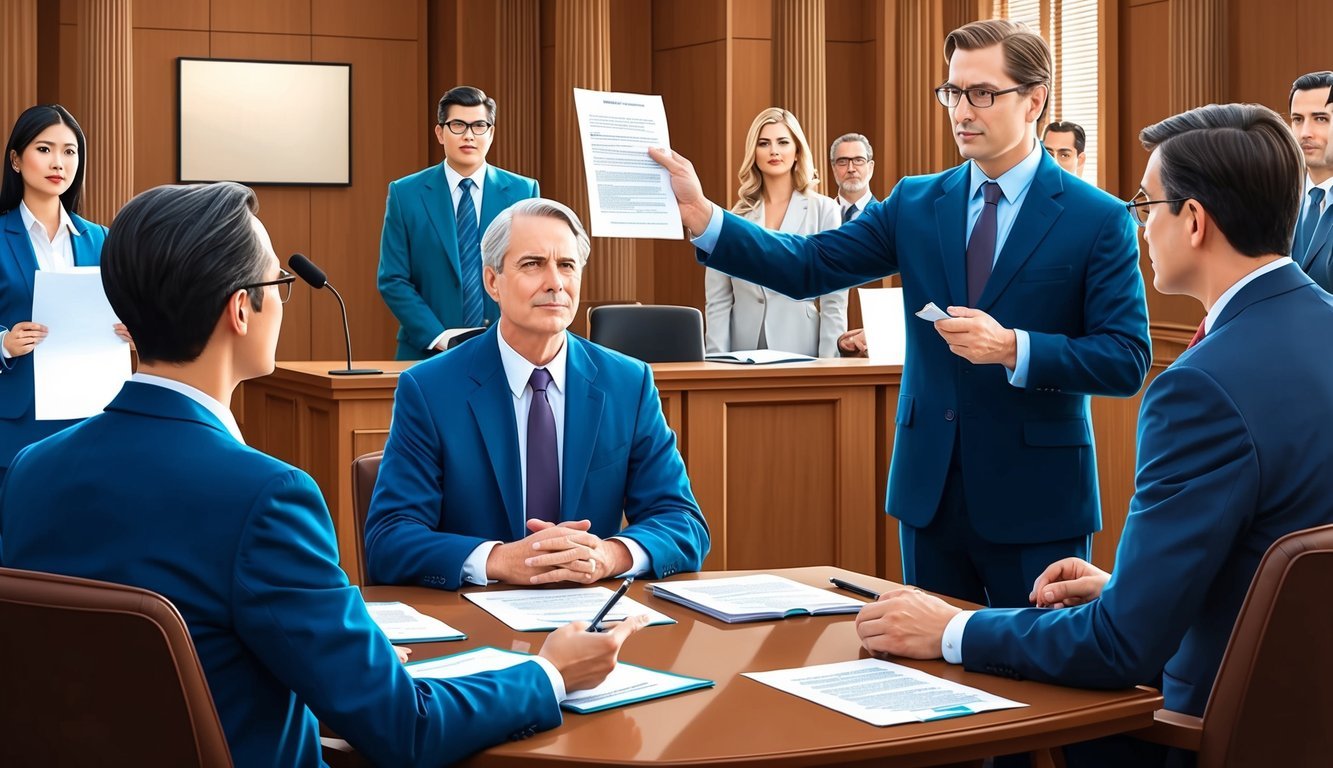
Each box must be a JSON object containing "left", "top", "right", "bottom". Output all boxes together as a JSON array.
[{"left": 944, "top": 409, "right": 956, "bottom": 421}]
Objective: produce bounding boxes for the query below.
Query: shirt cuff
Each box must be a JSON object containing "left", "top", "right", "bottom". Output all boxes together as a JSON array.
[
  {"left": 689, "top": 204, "right": 725, "bottom": 253},
  {"left": 1005, "top": 329, "right": 1031, "bottom": 387},
  {"left": 0, "top": 329, "right": 11, "bottom": 362},
  {"left": 528, "top": 655, "right": 568, "bottom": 703},
  {"left": 461, "top": 541, "right": 502, "bottom": 586},
  {"left": 941, "top": 610, "right": 974, "bottom": 664},
  {"left": 426, "top": 330, "right": 449, "bottom": 352},
  {"left": 609, "top": 536, "right": 650, "bottom": 577}
]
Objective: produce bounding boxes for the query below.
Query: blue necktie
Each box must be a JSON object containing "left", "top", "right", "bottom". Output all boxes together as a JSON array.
[
  {"left": 966, "top": 181, "right": 1002, "bottom": 306},
  {"left": 842, "top": 204, "right": 858, "bottom": 224},
  {"left": 1295, "top": 187, "right": 1325, "bottom": 264},
  {"left": 456, "top": 177, "right": 484, "bottom": 326},
  {"left": 526, "top": 368, "right": 560, "bottom": 524}
]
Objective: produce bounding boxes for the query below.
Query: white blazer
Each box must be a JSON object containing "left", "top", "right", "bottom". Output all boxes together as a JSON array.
[{"left": 705, "top": 189, "right": 848, "bottom": 357}]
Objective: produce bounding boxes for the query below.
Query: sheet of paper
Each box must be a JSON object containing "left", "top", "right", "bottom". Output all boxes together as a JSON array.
[
  {"left": 31, "top": 267, "right": 131, "bottom": 421},
  {"left": 704, "top": 349, "right": 815, "bottom": 365},
  {"left": 744, "top": 657, "right": 1026, "bottom": 727},
  {"left": 572, "top": 88, "right": 683, "bottom": 239},
  {"left": 365, "top": 601, "right": 465, "bottom": 643},
  {"left": 407, "top": 646, "right": 712, "bottom": 713},
  {"left": 649, "top": 574, "right": 864, "bottom": 623},
  {"left": 914, "top": 302, "right": 952, "bottom": 322},
  {"left": 464, "top": 586, "right": 676, "bottom": 632},
  {"left": 857, "top": 288, "right": 906, "bottom": 364}
]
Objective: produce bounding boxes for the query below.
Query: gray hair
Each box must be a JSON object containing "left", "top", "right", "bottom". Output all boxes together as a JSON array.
[
  {"left": 481, "top": 197, "right": 592, "bottom": 272},
  {"left": 829, "top": 133, "right": 874, "bottom": 163}
]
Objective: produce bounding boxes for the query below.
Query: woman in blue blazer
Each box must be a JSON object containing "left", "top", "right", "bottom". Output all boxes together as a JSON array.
[{"left": 0, "top": 105, "right": 116, "bottom": 487}]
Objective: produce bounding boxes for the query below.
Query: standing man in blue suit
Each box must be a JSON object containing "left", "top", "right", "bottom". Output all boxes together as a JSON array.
[
  {"left": 379, "top": 85, "right": 540, "bottom": 359},
  {"left": 0, "top": 182, "right": 648, "bottom": 768},
  {"left": 854, "top": 103, "right": 1333, "bottom": 767},
  {"left": 366, "top": 198, "right": 710, "bottom": 590},
  {"left": 1288, "top": 72, "right": 1333, "bottom": 289},
  {"left": 651, "top": 19, "right": 1150, "bottom": 607}
]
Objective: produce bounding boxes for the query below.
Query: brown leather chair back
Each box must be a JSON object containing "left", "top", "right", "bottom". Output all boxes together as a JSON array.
[
  {"left": 1197, "top": 523, "right": 1333, "bottom": 767},
  {"left": 0, "top": 567, "right": 233, "bottom": 767},
  {"left": 351, "top": 450, "right": 384, "bottom": 586}
]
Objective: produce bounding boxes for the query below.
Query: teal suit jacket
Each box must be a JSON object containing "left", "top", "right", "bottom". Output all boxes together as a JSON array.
[
  {"left": 0, "top": 382, "right": 562, "bottom": 767},
  {"left": 0, "top": 206, "right": 106, "bottom": 470},
  {"left": 365, "top": 327, "right": 710, "bottom": 589},
  {"left": 378, "top": 163, "right": 539, "bottom": 359}
]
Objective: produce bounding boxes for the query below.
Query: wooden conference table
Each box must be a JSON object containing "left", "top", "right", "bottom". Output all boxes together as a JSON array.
[{"left": 353, "top": 567, "right": 1161, "bottom": 767}]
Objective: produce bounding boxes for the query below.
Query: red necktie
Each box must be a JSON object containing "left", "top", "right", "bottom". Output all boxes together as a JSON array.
[{"left": 1187, "top": 319, "right": 1206, "bottom": 349}]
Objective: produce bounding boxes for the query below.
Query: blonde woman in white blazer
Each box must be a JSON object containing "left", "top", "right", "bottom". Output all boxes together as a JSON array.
[{"left": 705, "top": 108, "right": 847, "bottom": 357}]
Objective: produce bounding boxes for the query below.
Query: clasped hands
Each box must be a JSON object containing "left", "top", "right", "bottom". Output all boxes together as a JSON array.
[{"left": 487, "top": 518, "right": 633, "bottom": 586}]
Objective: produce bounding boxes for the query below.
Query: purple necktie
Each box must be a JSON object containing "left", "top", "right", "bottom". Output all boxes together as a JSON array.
[
  {"left": 526, "top": 368, "right": 560, "bottom": 523},
  {"left": 966, "top": 181, "right": 1003, "bottom": 306}
]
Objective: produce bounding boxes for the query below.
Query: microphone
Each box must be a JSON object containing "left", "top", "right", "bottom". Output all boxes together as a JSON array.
[{"left": 289, "top": 253, "right": 382, "bottom": 376}]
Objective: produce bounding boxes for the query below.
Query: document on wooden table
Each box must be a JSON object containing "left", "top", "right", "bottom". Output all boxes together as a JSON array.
[
  {"left": 365, "top": 601, "right": 465, "bottom": 643},
  {"left": 745, "top": 657, "right": 1026, "bottom": 726},
  {"left": 408, "top": 646, "right": 712, "bottom": 713},
  {"left": 464, "top": 586, "right": 676, "bottom": 632},
  {"left": 648, "top": 574, "right": 866, "bottom": 623},
  {"left": 31, "top": 267, "right": 131, "bottom": 420},
  {"left": 704, "top": 349, "right": 815, "bottom": 365}
]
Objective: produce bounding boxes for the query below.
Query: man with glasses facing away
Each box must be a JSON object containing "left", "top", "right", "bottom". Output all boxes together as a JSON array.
[
  {"left": 379, "top": 85, "right": 540, "bottom": 360},
  {"left": 651, "top": 19, "right": 1150, "bottom": 609},
  {"left": 0, "top": 182, "right": 649, "bottom": 768}
]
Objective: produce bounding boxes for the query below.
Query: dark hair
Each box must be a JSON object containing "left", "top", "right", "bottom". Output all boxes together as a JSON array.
[
  {"left": 1288, "top": 71, "right": 1333, "bottom": 110},
  {"left": 1, "top": 105, "right": 88, "bottom": 216},
  {"left": 437, "top": 86, "right": 496, "bottom": 125},
  {"left": 1139, "top": 103, "right": 1303, "bottom": 258},
  {"left": 944, "top": 19, "right": 1052, "bottom": 121},
  {"left": 1043, "top": 121, "right": 1086, "bottom": 153},
  {"left": 101, "top": 183, "right": 268, "bottom": 364}
]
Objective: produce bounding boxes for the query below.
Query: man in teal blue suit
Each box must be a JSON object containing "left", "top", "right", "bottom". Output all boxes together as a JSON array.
[
  {"left": 366, "top": 199, "right": 710, "bottom": 590},
  {"left": 854, "top": 103, "right": 1333, "bottom": 767},
  {"left": 652, "top": 20, "right": 1150, "bottom": 607},
  {"left": 379, "top": 85, "right": 540, "bottom": 360},
  {"left": 0, "top": 182, "right": 647, "bottom": 767}
]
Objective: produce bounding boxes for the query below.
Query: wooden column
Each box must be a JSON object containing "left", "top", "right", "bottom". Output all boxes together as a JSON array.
[
  {"left": 772, "top": 0, "right": 827, "bottom": 187},
  {"left": 1169, "top": 0, "right": 1227, "bottom": 112},
  {"left": 495, "top": 0, "right": 541, "bottom": 180},
  {"left": 553, "top": 0, "right": 635, "bottom": 305},
  {"left": 77, "top": 0, "right": 133, "bottom": 224},
  {"left": 1, "top": 0, "right": 38, "bottom": 139}
]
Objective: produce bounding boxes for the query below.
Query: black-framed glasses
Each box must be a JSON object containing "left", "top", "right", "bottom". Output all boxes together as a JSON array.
[
  {"left": 236, "top": 270, "right": 296, "bottom": 304},
  {"left": 1124, "top": 190, "right": 1189, "bottom": 227},
  {"left": 441, "top": 119, "right": 494, "bottom": 136},
  {"left": 833, "top": 156, "right": 870, "bottom": 169},
  {"left": 935, "top": 82, "right": 1043, "bottom": 109}
]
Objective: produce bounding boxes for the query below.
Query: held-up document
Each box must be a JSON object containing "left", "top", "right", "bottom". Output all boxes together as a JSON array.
[
  {"left": 648, "top": 574, "right": 866, "bottom": 623},
  {"left": 31, "top": 267, "right": 131, "bottom": 421},
  {"left": 408, "top": 646, "right": 713, "bottom": 713},
  {"left": 857, "top": 288, "right": 907, "bottom": 364},
  {"left": 744, "top": 657, "right": 1025, "bottom": 726},
  {"left": 572, "top": 88, "right": 683, "bottom": 239},
  {"left": 365, "top": 601, "right": 465, "bottom": 643},
  {"left": 464, "top": 586, "right": 676, "bottom": 632}
]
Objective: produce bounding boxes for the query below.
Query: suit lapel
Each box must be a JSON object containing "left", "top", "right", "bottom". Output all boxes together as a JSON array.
[
  {"left": 976, "top": 157, "right": 1064, "bottom": 309},
  {"left": 560, "top": 337, "right": 603, "bottom": 521},
  {"left": 3, "top": 208, "right": 38, "bottom": 297},
  {"left": 479, "top": 165, "right": 511, "bottom": 229},
  {"left": 70, "top": 216, "right": 97, "bottom": 267},
  {"left": 779, "top": 190, "right": 809, "bottom": 232},
  {"left": 1301, "top": 209, "right": 1333, "bottom": 271},
  {"left": 420, "top": 164, "right": 463, "bottom": 281},
  {"left": 467, "top": 331, "right": 526, "bottom": 539},
  {"left": 934, "top": 166, "right": 970, "bottom": 307}
]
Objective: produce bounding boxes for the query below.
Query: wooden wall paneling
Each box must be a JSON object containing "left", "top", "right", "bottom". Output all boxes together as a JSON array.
[
  {"left": 208, "top": 31, "right": 312, "bottom": 60},
  {"left": 2, "top": 0, "right": 38, "bottom": 138},
  {"left": 210, "top": 0, "right": 311, "bottom": 35},
  {"left": 132, "top": 0, "right": 208, "bottom": 31},
  {"left": 314, "top": 0, "right": 421, "bottom": 40},
  {"left": 875, "top": 380, "right": 901, "bottom": 580},
  {"left": 77, "top": 0, "right": 135, "bottom": 225},
  {"left": 1090, "top": 392, "right": 1142, "bottom": 571},
  {"left": 611, "top": 0, "right": 656, "bottom": 304},
  {"left": 427, "top": 0, "right": 457, "bottom": 168},
  {"left": 36, "top": 0, "right": 60, "bottom": 104},
  {"left": 824, "top": 0, "right": 862, "bottom": 41},
  {"left": 496, "top": 0, "right": 542, "bottom": 180},
  {"left": 540, "top": 25, "right": 556, "bottom": 190},
  {"left": 1296, "top": 0, "right": 1333, "bottom": 76},
  {"left": 731, "top": 0, "right": 772, "bottom": 39},
  {"left": 657, "top": 389, "right": 685, "bottom": 456},
  {"left": 57, "top": 22, "right": 79, "bottom": 112},
  {"left": 1097, "top": 0, "right": 1119, "bottom": 193},
  {"left": 731, "top": 38, "right": 773, "bottom": 205},
  {"left": 1225, "top": 0, "right": 1293, "bottom": 110},
  {"left": 651, "top": 0, "right": 728, "bottom": 50},
  {"left": 871, "top": 0, "right": 899, "bottom": 197}
]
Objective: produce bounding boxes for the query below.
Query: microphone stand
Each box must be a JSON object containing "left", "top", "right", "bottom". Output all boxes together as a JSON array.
[{"left": 326, "top": 283, "right": 382, "bottom": 376}]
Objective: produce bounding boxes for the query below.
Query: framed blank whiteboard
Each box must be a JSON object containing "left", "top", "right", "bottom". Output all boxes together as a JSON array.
[{"left": 177, "top": 58, "right": 352, "bottom": 186}]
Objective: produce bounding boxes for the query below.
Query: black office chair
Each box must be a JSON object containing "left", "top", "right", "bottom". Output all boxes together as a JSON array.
[{"left": 587, "top": 304, "right": 705, "bottom": 363}]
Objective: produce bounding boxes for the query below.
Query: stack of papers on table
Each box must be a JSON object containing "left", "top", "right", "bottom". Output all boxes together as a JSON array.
[
  {"left": 409, "top": 646, "right": 713, "bottom": 713},
  {"left": 464, "top": 586, "right": 676, "bottom": 631},
  {"left": 365, "top": 602, "right": 466, "bottom": 643},
  {"left": 648, "top": 574, "right": 866, "bottom": 623},
  {"left": 705, "top": 349, "right": 815, "bottom": 365}
]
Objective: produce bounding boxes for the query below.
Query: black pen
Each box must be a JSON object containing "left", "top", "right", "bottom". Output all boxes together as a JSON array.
[
  {"left": 829, "top": 577, "right": 880, "bottom": 600},
  {"left": 587, "top": 577, "right": 634, "bottom": 632}
]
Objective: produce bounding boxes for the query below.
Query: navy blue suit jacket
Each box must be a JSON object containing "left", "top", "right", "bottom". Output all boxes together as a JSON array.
[
  {"left": 365, "top": 327, "right": 710, "bottom": 589},
  {"left": 0, "top": 206, "right": 106, "bottom": 470},
  {"left": 0, "top": 382, "right": 562, "bottom": 767},
  {"left": 378, "top": 163, "right": 539, "bottom": 359},
  {"left": 962, "top": 263, "right": 1333, "bottom": 716},
  {"left": 701, "top": 151, "right": 1150, "bottom": 542}
]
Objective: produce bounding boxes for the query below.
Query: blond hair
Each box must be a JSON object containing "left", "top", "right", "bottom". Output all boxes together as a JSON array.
[{"left": 734, "top": 108, "right": 818, "bottom": 216}]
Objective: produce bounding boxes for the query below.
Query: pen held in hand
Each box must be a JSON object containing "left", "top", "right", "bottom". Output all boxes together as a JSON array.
[{"left": 587, "top": 577, "right": 634, "bottom": 632}]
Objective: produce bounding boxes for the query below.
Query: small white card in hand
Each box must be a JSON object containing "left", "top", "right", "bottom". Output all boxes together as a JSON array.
[
  {"left": 914, "top": 302, "right": 953, "bottom": 322},
  {"left": 366, "top": 601, "right": 465, "bottom": 643}
]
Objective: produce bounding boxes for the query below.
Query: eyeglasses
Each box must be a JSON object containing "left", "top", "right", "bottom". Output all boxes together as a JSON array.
[
  {"left": 236, "top": 270, "right": 296, "bottom": 304},
  {"left": 1124, "top": 190, "right": 1189, "bottom": 227},
  {"left": 833, "top": 156, "right": 870, "bottom": 169},
  {"left": 441, "top": 119, "right": 494, "bottom": 136},
  {"left": 935, "top": 82, "right": 1043, "bottom": 109}
]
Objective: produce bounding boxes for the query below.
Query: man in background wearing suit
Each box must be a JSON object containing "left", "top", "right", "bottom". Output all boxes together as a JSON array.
[
  {"left": 652, "top": 19, "right": 1150, "bottom": 608},
  {"left": 379, "top": 85, "right": 540, "bottom": 360},
  {"left": 1288, "top": 71, "right": 1333, "bottom": 290},
  {"left": 0, "top": 183, "right": 647, "bottom": 767},
  {"left": 366, "top": 198, "right": 709, "bottom": 590},
  {"left": 1042, "top": 120, "right": 1086, "bottom": 177},
  {"left": 856, "top": 103, "right": 1333, "bottom": 767},
  {"left": 831, "top": 133, "right": 877, "bottom": 356}
]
